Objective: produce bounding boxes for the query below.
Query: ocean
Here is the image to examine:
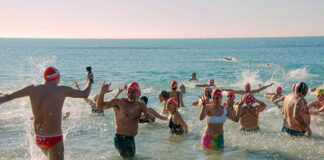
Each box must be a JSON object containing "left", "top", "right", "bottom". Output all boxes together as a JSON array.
[{"left": 0, "top": 37, "right": 323, "bottom": 159}]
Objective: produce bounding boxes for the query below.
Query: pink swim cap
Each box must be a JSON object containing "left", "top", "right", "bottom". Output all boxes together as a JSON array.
[
  {"left": 212, "top": 88, "right": 222, "bottom": 99},
  {"left": 276, "top": 86, "right": 282, "bottom": 94},
  {"left": 168, "top": 97, "right": 178, "bottom": 107},
  {"left": 44, "top": 67, "right": 60, "bottom": 82},
  {"left": 204, "top": 87, "right": 212, "bottom": 94},
  {"left": 171, "top": 80, "right": 177, "bottom": 89},
  {"left": 128, "top": 82, "right": 141, "bottom": 94},
  {"left": 244, "top": 83, "right": 251, "bottom": 89},
  {"left": 227, "top": 91, "right": 235, "bottom": 99},
  {"left": 245, "top": 93, "right": 255, "bottom": 103}
]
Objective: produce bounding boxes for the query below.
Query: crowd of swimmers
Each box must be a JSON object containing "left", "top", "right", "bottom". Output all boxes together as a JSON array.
[{"left": 0, "top": 67, "right": 323, "bottom": 159}]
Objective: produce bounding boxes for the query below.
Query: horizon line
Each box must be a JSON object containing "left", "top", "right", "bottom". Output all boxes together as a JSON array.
[{"left": 1, "top": 35, "right": 324, "bottom": 40}]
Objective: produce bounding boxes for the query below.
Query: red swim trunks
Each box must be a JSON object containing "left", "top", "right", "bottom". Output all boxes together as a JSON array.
[{"left": 35, "top": 135, "right": 63, "bottom": 149}]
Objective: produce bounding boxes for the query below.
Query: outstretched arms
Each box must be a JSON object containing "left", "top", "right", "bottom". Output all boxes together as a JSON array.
[
  {"left": 251, "top": 83, "right": 274, "bottom": 94},
  {"left": 74, "top": 81, "right": 95, "bottom": 106},
  {"left": 64, "top": 73, "right": 93, "bottom": 98},
  {"left": 0, "top": 85, "right": 34, "bottom": 104}
]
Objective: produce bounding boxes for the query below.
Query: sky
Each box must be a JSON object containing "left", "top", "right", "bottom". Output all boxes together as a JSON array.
[{"left": 0, "top": 0, "right": 323, "bottom": 39}]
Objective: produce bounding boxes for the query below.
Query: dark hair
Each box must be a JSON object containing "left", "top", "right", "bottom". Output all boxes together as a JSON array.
[
  {"left": 140, "top": 96, "right": 148, "bottom": 105},
  {"left": 296, "top": 82, "right": 308, "bottom": 96},
  {"left": 159, "top": 90, "right": 169, "bottom": 99}
]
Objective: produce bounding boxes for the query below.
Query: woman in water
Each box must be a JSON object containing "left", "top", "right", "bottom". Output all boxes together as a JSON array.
[
  {"left": 168, "top": 80, "right": 185, "bottom": 107},
  {"left": 167, "top": 97, "right": 188, "bottom": 135},
  {"left": 199, "top": 89, "right": 242, "bottom": 149},
  {"left": 159, "top": 90, "right": 169, "bottom": 116},
  {"left": 192, "top": 87, "right": 212, "bottom": 107}
]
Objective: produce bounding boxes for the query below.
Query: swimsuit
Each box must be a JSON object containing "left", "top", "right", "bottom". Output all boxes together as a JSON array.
[
  {"left": 139, "top": 118, "right": 151, "bottom": 123},
  {"left": 281, "top": 126, "right": 305, "bottom": 136},
  {"left": 202, "top": 106, "right": 227, "bottom": 149},
  {"left": 35, "top": 135, "right": 63, "bottom": 149},
  {"left": 91, "top": 105, "right": 104, "bottom": 115},
  {"left": 240, "top": 127, "right": 260, "bottom": 132},
  {"left": 169, "top": 111, "right": 184, "bottom": 135},
  {"left": 114, "top": 134, "right": 136, "bottom": 158}
]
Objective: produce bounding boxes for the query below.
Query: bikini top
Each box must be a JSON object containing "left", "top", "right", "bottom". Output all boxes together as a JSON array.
[
  {"left": 207, "top": 106, "right": 227, "bottom": 124},
  {"left": 169, "top": 111, "right": 184, "bottom": 135}
]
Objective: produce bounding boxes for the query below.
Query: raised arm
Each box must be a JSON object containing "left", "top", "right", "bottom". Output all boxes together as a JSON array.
[
  {"left": 0, "top": 85, "right": 34, "bottom": 104},
  {"left": 255, "top": 99, "right": 266, "bottom": 112},
  {"left": 251, "top": 83, "right": 274, "bottom": 94},
  {"left": 64, "top": 73, "right": 93, "bottom": 98},
  {"left": 113, "top": 86, "right": 124, "bottom": 99},
  {"left": 199, "top": 96, "right": 208, "bottom": 120},
  {"left": 96, "top": 81, "right": 117, "bottom": 110},
  {"left": 272, "top": 95, "right": 285, "bottom": 109},
  {"left": 226, "top": 96, "right": 243, "bottom": 122},
  {"left": 74, "top": 81, "right": 95, "bottom": 106}
]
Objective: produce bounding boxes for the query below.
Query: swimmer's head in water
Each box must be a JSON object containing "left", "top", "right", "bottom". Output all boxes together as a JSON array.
[
  {"left": 127, "top": 82, "right": 141, "bottom": 101},
  {"left": 180, "top": 84, "right": 186, "bottom": 93},
  {"left": 245, "top": 93, "right": 255, "bottom": 104},
  {"left": 44, "top": 67, "right": 60, "bottom": 83},
  {"left": 167, "top": 97, "right": 178, "bottom": 109},
  {"left": 227, "top": 91, "right": 235, "bottom": 99},
  {"left": 93, "top": 94, "right": 99, "bottom": 102},
  {"left": 292, "top": 83, "right": 297, "bottom": 93},
  {"left": 140, "top": 96, "right": 148, "bottom": 105},
  {"left": 244, "top": 83, "right": 251, "bottom": 92},
  {"left": 276, "top": 86, "right": 282, "bottom": 95},
  {"left": 209, "top": 79, "right": 215, "bottom": 85},
  {"left": 171, "top": 80, "right": 177, "bottom": 90},
  {"left": 204, "top": 87, "right": 212, "bottom": 98},
  {"left": 295, "top": 82, "right": 308, "bottom": 96}
]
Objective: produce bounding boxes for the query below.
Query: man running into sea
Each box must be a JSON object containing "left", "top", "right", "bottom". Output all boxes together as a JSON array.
[
  {"left": 96, "top": 81, "right": 154, "bottom": 158},
  {"left": 0, "top": 67, "right": 93, "bottom": 160},
  {"left": 279, "top": 82, "right": 311, "bottom": 137}
]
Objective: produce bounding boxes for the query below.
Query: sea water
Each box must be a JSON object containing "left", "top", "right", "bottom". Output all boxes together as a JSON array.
[{"left": 0, "top": 37, "right": 323, "bottom": 160}]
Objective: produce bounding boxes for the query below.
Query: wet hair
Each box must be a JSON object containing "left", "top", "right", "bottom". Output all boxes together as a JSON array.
[
  {"left": 295, "top": 82, "right": 308, "bottom": 96},
  {"left": 159, "top": 90, "right": 169, "bottom": 99},
  {"left": 140, "top": 96, "right": 148, "bottom": 105}
]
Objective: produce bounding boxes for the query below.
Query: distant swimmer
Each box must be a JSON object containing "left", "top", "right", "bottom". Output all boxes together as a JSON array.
[
  {"left": 199, "top": 89, "right": 241, "bottom": 150},
  {"left": 309, "top": 89, "right": 324, "bottom": 116},
  {"left": 96, "top": 82, "right": 155, "bottom": 158},
  {"left": 179, "top": 84, "right": 186, "bottom": 94},
  {"left": 222, "top": 82, "right": 274, "bottom": 96},
  {"left": 264, "top": 86, "right": 283, "bottom": 108},
  {"left": 280, "top": 82, "right": 311, "bottom": 137},
  {"left": 195, "top": 78, "right": 215, "bottom": 88},
  {"left": 138, "top": 96, "right": 168, "bottom": 123},
  {"left": 168, "top": 80, "right": 185, "bottom": 107},
  {"left": 266, "top": 64, "right": 271, "bottom": 67},
  {"left": 0, "top": 66, "right": 93, "bottom": 160},
  {"left": 223, "top": 57, "right": 232, "bottom": 61},
  {"left": 234, "top": 93, "right": 266, "bottom": 132},
  {"left": 192, "top": 87, "right": 212, "bottom": 107},
  {"left": 189, "top": 72, "right": 197, "bottom": 81},
  {"left": 166, "top": 97, "right": 188, "bottom": 135},
  {"left": 159, "top": 90, "right": 169, "bottom": 116}
]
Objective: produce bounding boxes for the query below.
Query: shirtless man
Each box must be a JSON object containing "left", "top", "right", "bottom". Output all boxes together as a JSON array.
[
  {"left": 278, "top": 82, "right": 311, "bottom": 137},
  {"left": 192, "top": 87, "right": 212, "bottom": 107},
  {"left": 234, "top": 93, "right": 266, "bottom": 132},
  {"left": 96, "top": 81, "right": 154, "bottom": 158},
  {"left": 195, "top": 78, "right": 215, "bottom": 88},
  {"left": 264, "top": 86, "right": 283, "bottom": 108},
  {"left": 168, "top": 80, "right": 185, "bottom": 107},
  {"left": 223, "top": 82, "right": 274, "bottom": 96},
  {"left": 0, "top": 66, "right": 93, "bottom": 160},
  {"left": 189, "top": 72, "right": 197, "bottom": 81},
  {"left": 309, "top": 88, "right": 324, "bottom": 115}
]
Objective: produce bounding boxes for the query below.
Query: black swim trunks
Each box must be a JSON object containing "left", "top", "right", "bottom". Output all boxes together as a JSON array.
[
  {"left": 240, "top": 127, "right": 260, "bottom": 133},
  {"left": 281, "top": 126, "right": 305, "bottom": 136},
  {"left": 114, "top": 134, "right": 136, "bottom": 158}
]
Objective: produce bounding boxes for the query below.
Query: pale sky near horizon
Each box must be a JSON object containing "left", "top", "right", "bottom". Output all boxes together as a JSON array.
[{"left": 0, "top": 0, "right": 323, "bottom": 38}]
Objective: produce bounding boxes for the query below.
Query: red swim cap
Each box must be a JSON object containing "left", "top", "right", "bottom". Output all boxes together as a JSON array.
[
  {"left": 44, "top": 67, "right": 60, "bottom": 82},
  {"left": 212, "top": 88, "right": 222, "bottom": 99},
  {"left": 292, "top": 83, "right": 296, "bottom": 93},
  {"left": 204, "top": 87, "right": 212, "bottom": 94},
  {"left": 128, "top": 82, "right": 141, "bottom": 94},
  {"left": 167, "top": 97, "right": 178, "bottom": 107},
  {"left": 209, "top": 78, "right": 214, "bottom": 84},
  {"left": 171, "top": 80, "right": 177, "bottom": 89},
  {"left": 227, "top": 91, "right": 235, "bottom": 99},
  {"left": 276, "top": 86, "right": 282, "bottom": 94},
  {"left": 245, "top": 93, "right": 255, "bottom": 103},
  {"left": 244, "top": 83, "right": 251, "bottom": 89}
]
